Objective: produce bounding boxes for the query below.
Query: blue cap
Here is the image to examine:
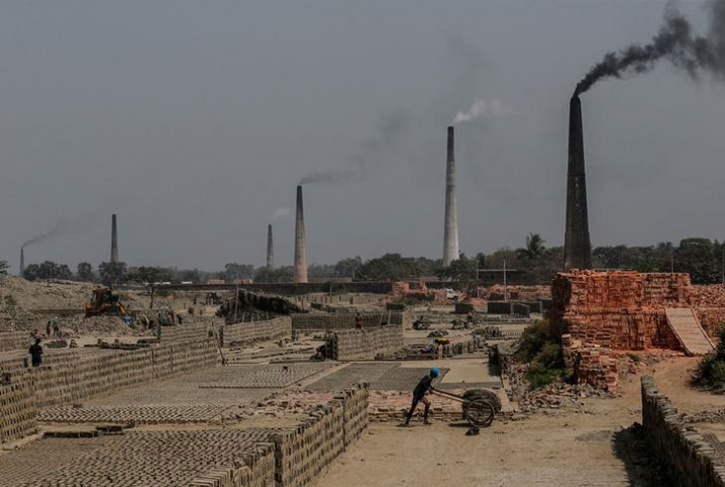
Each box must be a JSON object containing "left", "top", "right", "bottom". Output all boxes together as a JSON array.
[{"left": 430, "top": 368, "right": 440, "bottom": 378}]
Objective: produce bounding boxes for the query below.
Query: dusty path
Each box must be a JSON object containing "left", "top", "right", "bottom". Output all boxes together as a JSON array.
[
  {"left": 316, "top": 418, "right": 641, "bottom": 486},
  {"left": 316, "top": 361, "right": 679, "bottom": 487}
]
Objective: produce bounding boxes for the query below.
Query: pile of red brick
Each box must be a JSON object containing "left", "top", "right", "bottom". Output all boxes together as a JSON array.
[
  {"left": 551, "top": 270, "right": 695, "bottom": 351},
  {"left": 391, "top": 282, "right": 410, "bottom": 298},
  {"left": 562, "top": 334, "right": 618, "bottom": 394},
  {"left": 477, "top": 285, "right": 551, "bottom": 301},
  {"left": 389, "top": 281, "right": 449, "bottom": 304},
  {"left": 697, "top": 284, "right": 725, "bottom": 307}
]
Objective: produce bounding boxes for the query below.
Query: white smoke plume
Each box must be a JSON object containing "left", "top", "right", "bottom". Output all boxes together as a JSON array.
[
  {"left": 452, "top": 98, "right": 512, "bottom": 125},
  {"left": 272, "top": 207, "right": 291, "bottom": 220}
]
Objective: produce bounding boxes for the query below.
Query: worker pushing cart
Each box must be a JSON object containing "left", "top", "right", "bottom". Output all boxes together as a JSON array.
[
  {"left": 400, "top": 368, "right": 440, "bottom": 427},
  {"left": 400, "top": 367, "right": 499, "bottom": 429}
]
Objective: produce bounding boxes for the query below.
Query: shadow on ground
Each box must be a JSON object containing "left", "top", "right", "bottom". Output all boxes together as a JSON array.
[{"left": 612, "top": 423, "right": 668, "bottom": 487}]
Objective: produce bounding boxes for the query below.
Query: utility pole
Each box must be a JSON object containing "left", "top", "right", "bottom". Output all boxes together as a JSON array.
[
  {"left": 670, "top": 248, "right": 674, "bottom": 274},
  {"left": 721, "top": 242, "right": 724, "bottom": 285},
  {"left": 233, "top": 271, "right": 240, "bottom": 324},
  {"left": 503, "top": 258, "right": 508, "bottom": 302}
]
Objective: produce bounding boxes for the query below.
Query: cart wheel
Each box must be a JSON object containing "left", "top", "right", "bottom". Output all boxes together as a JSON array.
[{"left": 465, "top": 399, "right": 495, "bottom": 428}]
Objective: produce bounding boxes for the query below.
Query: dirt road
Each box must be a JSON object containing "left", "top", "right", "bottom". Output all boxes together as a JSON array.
[{"left": 315, "top": 358, "right": 708, "bottom": 487}]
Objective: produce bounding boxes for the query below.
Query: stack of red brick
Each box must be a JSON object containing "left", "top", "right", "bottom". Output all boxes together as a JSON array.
[
  {"left": 551, "top": 270, "right": 696, "bottom": 351},
  {"left": 561, "top": 334, "right": 618, "bottom": 394},
  {"left": 477, "top": 285, "right": 551, "bottom": 301},
  {"left": 391, "top": 282, "right": 410, "bottom": 298},
  {"left": 389, "top": 281, "right": 449, "bottom": 304},
  {"left": 694, "top": 285, "right": 725, "bottom": 338}
]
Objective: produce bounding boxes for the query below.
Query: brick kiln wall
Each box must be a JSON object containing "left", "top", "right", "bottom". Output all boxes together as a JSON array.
[
  {"left": 326, "top": 324, "right": 404, "bottom": 361},
  {"left": 221, "top": 316, "right": 292, "bottom": 347},
  {"left": 551, "top": 271, "right": 697, "bottom": 351},
  {"left": 641, "top": 376, "right": 725, "bottom": 486}
]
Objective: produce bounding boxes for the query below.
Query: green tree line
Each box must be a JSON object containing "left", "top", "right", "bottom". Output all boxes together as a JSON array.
[{"left": 8, "top": 236, "right": 725, "bottom": 286}]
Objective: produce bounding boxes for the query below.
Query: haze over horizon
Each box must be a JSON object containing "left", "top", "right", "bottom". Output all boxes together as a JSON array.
[{"left": 2, "top": 1, "right": 724, "bottom": 272}]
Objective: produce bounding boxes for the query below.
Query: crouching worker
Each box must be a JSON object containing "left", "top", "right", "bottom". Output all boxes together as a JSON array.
[{"left": 400, "top": 368, "right": 440, "bottom": 427}]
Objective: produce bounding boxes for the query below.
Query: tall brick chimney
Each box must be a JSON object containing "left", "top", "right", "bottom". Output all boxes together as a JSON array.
[
  {"left": 442, "top": 126, "right": 460, "bottom": 267},
  {"left": 564, "top": 95, "right": 592, "bottom": 270},
  {"left": 266, "top": 224, "right": 275, "bottom": 269},
  {"left": 111, "top": 213, "right": 119, "bottom": 264},
  {"left": 19, "top": 247, "right": 24, "bottom": 277},
  {"left": 294, "top": 186, "right": 308, "bottom": 283}
]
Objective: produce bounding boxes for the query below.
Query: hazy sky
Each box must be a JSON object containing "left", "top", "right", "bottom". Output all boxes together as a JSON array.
[{"left": 1, "top": 0, "right": 724, "bottom": 272}]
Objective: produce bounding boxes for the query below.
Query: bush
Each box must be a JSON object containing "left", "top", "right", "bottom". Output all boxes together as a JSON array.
[
  {"left": 526, "top": 361, "right": 561, "bottom": 389},
  {"left": 517, "top": 320, "right": 565, "bottom": 390},
  {"left": 517, "top": 320, "right": 552, "bottom": 362},
  {"left": 627, "top": 353, "right": 642, "bottom": 364},
  {"left": 693, "top": 326, "right": 725, "bottom": 389}
]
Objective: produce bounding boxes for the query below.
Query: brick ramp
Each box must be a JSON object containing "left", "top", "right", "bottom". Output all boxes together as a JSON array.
[{"left": 665, "top": 308, "right": 715, "bottom": 356}]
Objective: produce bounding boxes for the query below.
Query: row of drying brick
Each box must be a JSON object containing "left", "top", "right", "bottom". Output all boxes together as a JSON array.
[
  {"left": 4, "top": 369, "right": 369, "bottom": 486},
  {"left": 193, "top": 383, "right": 369, "bottom": 487},
  {"left": 641, "top": 376, "right": 725, "bottom": 486},
  {"left": 290, "top": 311, "right": 409, "bottom": 332},
  {"left": 325, "top": 324, "right": 404, "bottom": 361},
  {"left": 0, "top": 338, "right": 218, "bottom": 444},
  {"left": 38, "top": 404, "right": 230, "bottom": 424},
  {"left": 0, "top": 331, "right": 31, "bottom": 352},
  {"left": 222, "top": 317, "right": 292, "bottom": 347}
]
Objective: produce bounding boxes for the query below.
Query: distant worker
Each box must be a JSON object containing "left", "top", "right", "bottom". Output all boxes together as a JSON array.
[
  {"left": 29, "top": 338, "right": 43, "bottom": 368},
  {"left": 355, "top": 313, "right": 363, "bottom": 330},
  {"left": 400, "top": 368, "right": 440, "bottom": 427}
]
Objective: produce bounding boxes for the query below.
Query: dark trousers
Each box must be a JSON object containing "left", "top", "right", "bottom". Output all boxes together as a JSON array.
[{"left": 404, "top": 394, "right": 430, "bottom": 423}]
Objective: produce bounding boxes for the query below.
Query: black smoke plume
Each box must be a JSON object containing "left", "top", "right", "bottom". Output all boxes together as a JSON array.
[
  {"left": 298, "top": 110, "right": 410, "bottom": 185},
  {"left": 21, "top": 211, "right": 104, "bottom": 249},
  {"left": 22, "top": 225, "right": 63, "bottom": 249},
  {"left": 576, "top": 1, "right": 725, "bottom": 96}
]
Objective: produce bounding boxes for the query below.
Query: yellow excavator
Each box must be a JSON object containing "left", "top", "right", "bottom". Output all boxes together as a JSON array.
[{"left": 85, "top": 287, "right": 126, "bottom": 317}]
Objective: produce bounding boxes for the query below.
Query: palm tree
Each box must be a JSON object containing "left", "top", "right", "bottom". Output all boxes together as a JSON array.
[{"left": 518, "top": 233, "right": 546, "bottom": 260}]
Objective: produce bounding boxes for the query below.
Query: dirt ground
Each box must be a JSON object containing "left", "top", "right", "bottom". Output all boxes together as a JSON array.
[
  {"left": 315, "top": 356, "right": 720, "bottom": 487},
  {"left": 0, "top": 276, "right": 223, "bottom": 341}
]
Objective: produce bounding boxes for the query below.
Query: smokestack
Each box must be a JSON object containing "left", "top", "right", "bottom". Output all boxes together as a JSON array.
[
  {"left": 110, "top": 214, "right": 119, "bottom": 264},
  {"left": 19, "top": 247, "right": 24, "bottom": 277},
  {"left": 294, "top": 185, "right": 308, "bottom": 283},
  {"left": 564, "top": 95, "right": 593, "bottom": 270},
  {"left": 442, "top": 126, "right": 460, "bottom": 267},
  {"left": 266, "top": 224, "right": 275, "bottom": 269}
]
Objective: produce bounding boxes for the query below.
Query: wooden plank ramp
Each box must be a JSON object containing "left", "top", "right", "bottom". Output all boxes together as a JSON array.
[{"left": 665, "top": 308, "right": 715, "bottom": 356}]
